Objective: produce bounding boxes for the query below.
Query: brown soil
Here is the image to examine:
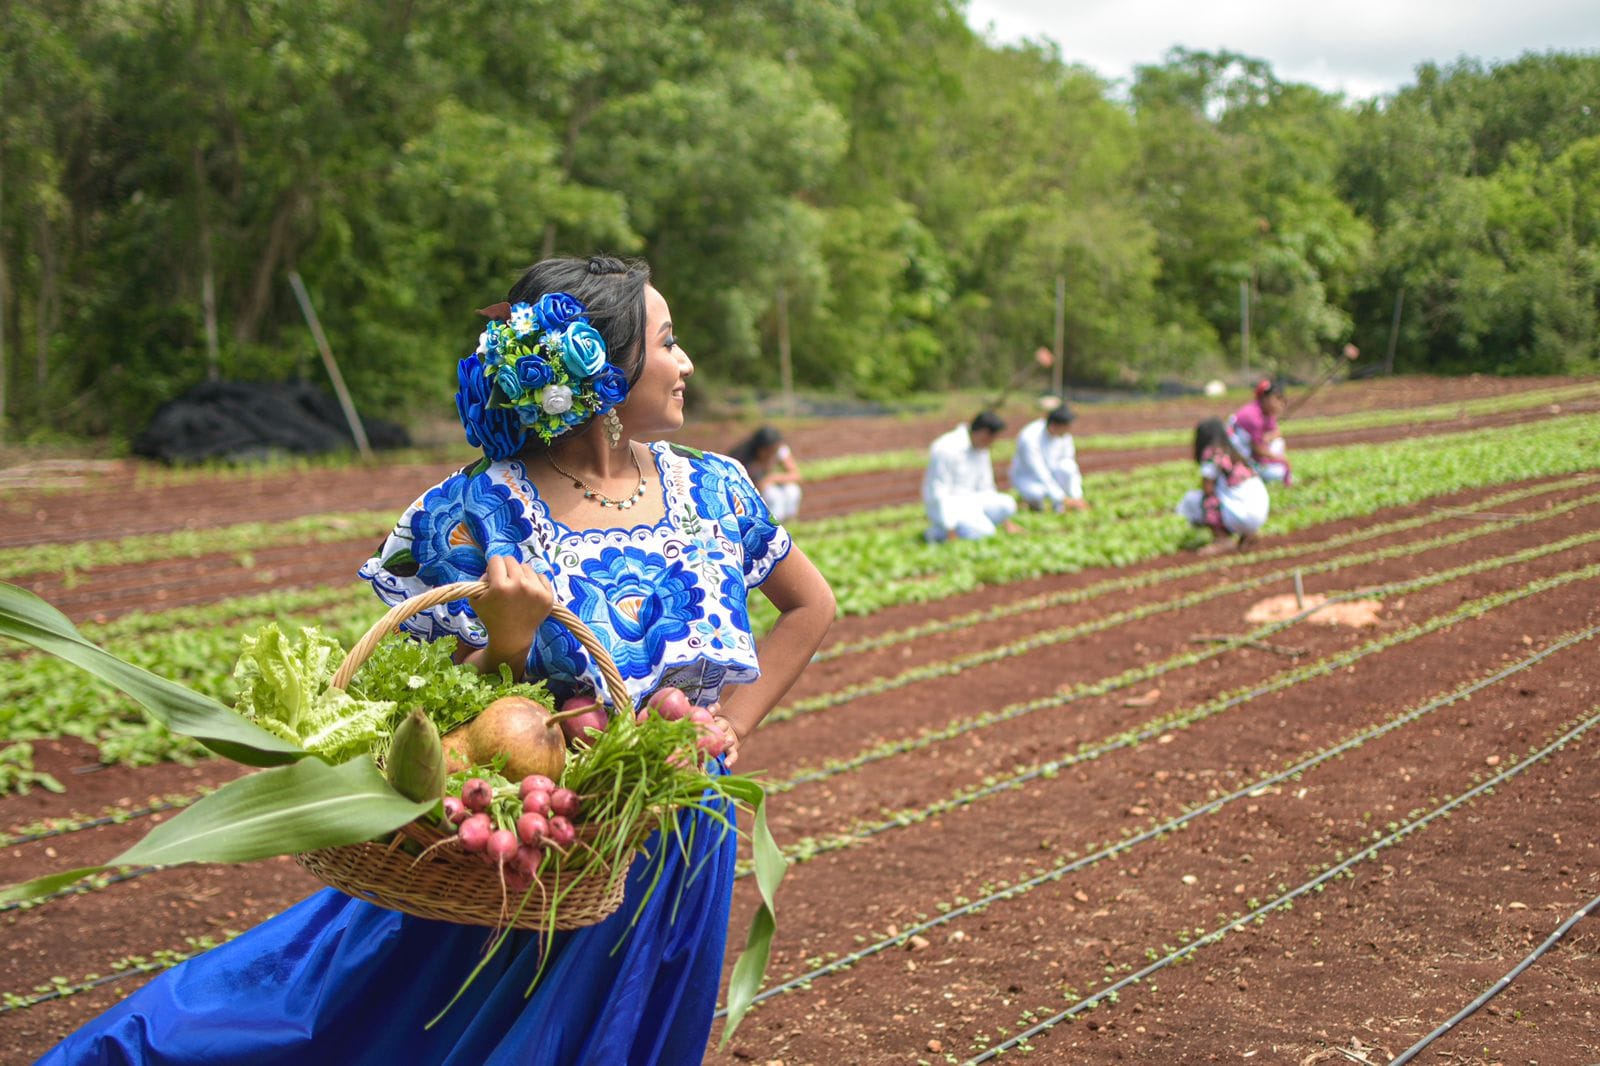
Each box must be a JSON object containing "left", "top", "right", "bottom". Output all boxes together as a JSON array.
[{"left": 1, "top": 381, "right": 1598, "bottom": 1064}]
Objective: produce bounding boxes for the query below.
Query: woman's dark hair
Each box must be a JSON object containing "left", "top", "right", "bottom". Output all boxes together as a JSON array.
[
  {"left": 1255, "top": 378, "right": 1284, "bottom": 400},
  {"left": 970, "top": 410, "right": 1006, "bottom": 436},
  {"left": 729, "top": 425, "right": 784, "bottom": 467},
  {"left": 1046, "top": 402, "right": 1076, "bottom": 426},
  {"left": 507, "top": 255, "right": 652, "bottom": 384},
  {"left": 1194, "top": 417, "right": 1247, "bottom": 464}
]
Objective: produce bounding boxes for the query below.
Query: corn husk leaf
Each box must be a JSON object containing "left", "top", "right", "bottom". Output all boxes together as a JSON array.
[
  {"left": 717, "top": 781, "right": 786, "bottom": 1046},
  {"left": 0, "top": 755, "right": 432, "bottom": 904},
  {"left": 0, "top": 581, "right": 304, "bottom": 767}
]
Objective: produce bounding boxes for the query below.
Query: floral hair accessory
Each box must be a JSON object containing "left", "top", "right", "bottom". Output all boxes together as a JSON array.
[{"left": 455, "top": 292, "right": 631, "bottom": 459}]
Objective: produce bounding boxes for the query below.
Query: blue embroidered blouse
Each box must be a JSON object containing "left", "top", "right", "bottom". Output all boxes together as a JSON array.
[{"left": 358, "top": 442, "right": 791, "bottom": 709}]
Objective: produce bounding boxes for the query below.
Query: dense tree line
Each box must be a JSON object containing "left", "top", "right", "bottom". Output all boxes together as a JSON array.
[{"left": 1, "top": 1, "right": 1596, "bottom": 440}]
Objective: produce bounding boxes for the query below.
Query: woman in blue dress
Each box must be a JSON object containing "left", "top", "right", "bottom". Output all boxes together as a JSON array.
[{"left": 40, "top": 255, "right": 836, "bottom": 1065}]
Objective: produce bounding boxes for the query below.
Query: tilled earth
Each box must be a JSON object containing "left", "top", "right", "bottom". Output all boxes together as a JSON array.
[{"left": 1, "top": 378, "right": 1598, "bottom": 1064}]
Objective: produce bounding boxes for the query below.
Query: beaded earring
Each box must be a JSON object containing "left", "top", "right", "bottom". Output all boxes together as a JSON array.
[{"left": 603, "top": 409, "right": 623, "bottom": 449}]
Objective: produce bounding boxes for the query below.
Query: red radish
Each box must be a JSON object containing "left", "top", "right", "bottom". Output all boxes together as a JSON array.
[
  {"left": 557, "top": 694, "right": 609, "bottom": 746},
  {"left": 697, "top": 730, "right": 727, "bottom": 758},
  {"left": 486, "top": 828, "right": 519, "bottom": 864},
  {"left": 518, "top": 774, "right": 557, "bottom": 798},
  {"left": 688, "top": 706, "right": 715, "bottom": 726},
  {"left": 510, "top": 843, "right": 543, "bottom": 880},
  {"left": 546, "top": 815, "right": 577, "bottom": 848},
  {"left": 516, "top": 812, "right": 550, "bottom": 846},
  {"left": 522, "top": 788, "right": 552, "bottom": 817},
  {"left": 505, "top": 870, "right": 532, "bottom": 894},
  {"left": 461, "top": 777, "right": 494, "bottom": 812},
  {"left": 442, "top": 796, "right": 467, "bottom": 825},
  {"left": 647, "top": 686, "right": 692, "bottom": 721},
  {"left": 457, "top": 813, "right": 492, "bottom": 853},
  {"left": 549, "top": 788, "right": 581, "bottom": 819}
]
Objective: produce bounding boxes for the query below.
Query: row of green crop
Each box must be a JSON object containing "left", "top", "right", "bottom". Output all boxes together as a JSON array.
[
  {"left": 772, "top": 553, "right": 1600, "bottom": 791},
  {"left": 816, "top": 474, "right": 1596, "bottom": 660},
  {"left": 778, "top": 413, "right": 1600, "bottom": 624},
  {"left": 0, "top": 449, "right": 1183, "bottom": 585},
  {"left": 778, "top": 493, "right": 1600, "bottom": 719},
  {"left": 799, "top": 381, "right": 1600, "bottom": 480}
]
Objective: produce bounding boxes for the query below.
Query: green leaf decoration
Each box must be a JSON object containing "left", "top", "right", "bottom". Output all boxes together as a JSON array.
[
  {"left": 668, "top": 443, "right": 706, "bottom": 461},
  {"left": 0, "top": 582, "right": 304, "bottom": 767},
  {"left": 719, "top": 784, "right": 787, "bottom": 1046},
  {"left": 381, "top": 548, "right": 420, "bottom": 578},
  {"left": 0, "top": 756, "right": 431, "bottom": 904}
]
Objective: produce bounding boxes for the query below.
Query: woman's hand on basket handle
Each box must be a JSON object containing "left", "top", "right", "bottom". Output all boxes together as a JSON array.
[{"left": 456, "top": 555, "right": 554, "bottom": 678}]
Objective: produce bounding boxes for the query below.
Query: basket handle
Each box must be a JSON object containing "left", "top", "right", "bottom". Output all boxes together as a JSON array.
[{"left": 330, "top": 580, "right": 634, "bottom": 718}]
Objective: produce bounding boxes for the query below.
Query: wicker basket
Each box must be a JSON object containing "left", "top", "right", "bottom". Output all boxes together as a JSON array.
[{"left": 296, "top": 579, "right": 644, "bottom": 931}]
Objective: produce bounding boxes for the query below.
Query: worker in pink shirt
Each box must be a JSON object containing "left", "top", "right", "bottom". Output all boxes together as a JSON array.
[{"left": 1228, "top": 379, "right": 1291, "bottom": 485}]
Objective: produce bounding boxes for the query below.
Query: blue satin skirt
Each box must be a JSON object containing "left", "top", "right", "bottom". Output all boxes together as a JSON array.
[{"left": 40, "top": 797, "right": 736, "bottom": 1066}]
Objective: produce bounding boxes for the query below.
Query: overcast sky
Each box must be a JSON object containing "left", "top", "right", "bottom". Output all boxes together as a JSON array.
[{"left": 964, "top": 0, "right": 1600, "bottom": 100}]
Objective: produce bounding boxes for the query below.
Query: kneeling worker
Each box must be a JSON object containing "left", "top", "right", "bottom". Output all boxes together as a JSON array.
[
  {"left": 1010, "top": 402, "right": 1088, "bottom": 513},
  {"left": 923, "top": 410, "right": 1020, "bottom": 542}
]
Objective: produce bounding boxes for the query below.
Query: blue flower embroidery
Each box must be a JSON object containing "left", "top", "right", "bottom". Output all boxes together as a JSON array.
[
  {"left": 693, "top": 613, "right": 737, "bottom": 652},
  {"left": 408, "top": 472, "right": 534, "bottom": 586},
  {"left": 688, "top": 455, "right": 782, "bottom": 575},
  {"left": 565, "top": 546, "right": 702, "bottom": 679}
]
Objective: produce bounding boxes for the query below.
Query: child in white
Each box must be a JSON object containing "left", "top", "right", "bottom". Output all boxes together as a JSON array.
[
  {"left": 729, "top": 426, "right": 803, "bottom": 523},
  {"left": 1176, "top": 417, "right": 1269, "bottom": 553},
  {"left": 923, "top": 411, "right": 1018, "bottom": 541},
  {"left": 1009, "top": 404, "right": 1087, "bottom": 512}
]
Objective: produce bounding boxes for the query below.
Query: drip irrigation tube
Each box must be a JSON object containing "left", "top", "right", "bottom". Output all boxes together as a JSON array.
[
  {"left": 1388, "top": 891, "right": 1600, "bottom": 1065},
  {"left": 964, "top": 706, "right": 1600, "bottom": 1063},
  {"left": 713, "top": 625, "right": 1599, "bottom": 1018}
]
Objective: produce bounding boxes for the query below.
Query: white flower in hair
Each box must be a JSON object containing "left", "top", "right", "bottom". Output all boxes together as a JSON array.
[
  {"left": 508, "top": 302, "right": 537, "bottom": 337},
  {"left": 539, "top": 384, "right": 574, "bottom": 415}
]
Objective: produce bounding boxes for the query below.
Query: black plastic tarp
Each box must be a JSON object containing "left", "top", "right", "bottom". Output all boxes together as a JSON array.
[{"left": 132, "top": 380, "right": 411, "bottom": 464}]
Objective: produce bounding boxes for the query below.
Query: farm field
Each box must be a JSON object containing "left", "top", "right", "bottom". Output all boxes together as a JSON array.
[{"left": 1, "top": 376, "right": 1598, "bottom": 1064}]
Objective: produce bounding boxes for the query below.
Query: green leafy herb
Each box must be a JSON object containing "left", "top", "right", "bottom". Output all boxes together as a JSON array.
[
  {"left": 231, "top": 624, "right": 395, "bottom": 762},
  {"left": 343, "top": 635, "right": 547, "bottom": 738}
]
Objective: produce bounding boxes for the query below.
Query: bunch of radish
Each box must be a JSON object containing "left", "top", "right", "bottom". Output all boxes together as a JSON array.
[
  {"left": 640, "top": 686, "right": 729, "bottom": 760},
  {"left": 441, "top": 772, "right": 584, "bottom": 892}
]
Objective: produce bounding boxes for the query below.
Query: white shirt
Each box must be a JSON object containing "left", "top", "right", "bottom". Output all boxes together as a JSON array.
[
  {"left": 1009, "top": 418, "right": 1082, "bottom": 503},
  {"left": 923, "top": 424, "right": 999, "bottom": 530}
]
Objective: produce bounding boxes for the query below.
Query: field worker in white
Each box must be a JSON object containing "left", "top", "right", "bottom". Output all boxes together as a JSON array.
[
  {"left": 923, "top": 410, "right": 1021, "bottom": 542},
  {"left": 1010, "top": 402, "right": 1089, "bottom": 513}
]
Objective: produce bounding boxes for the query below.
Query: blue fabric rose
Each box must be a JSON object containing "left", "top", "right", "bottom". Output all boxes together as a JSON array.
[
  {"left": 592, "top": 364, "right": 629, "bottom": 407},
  {"left": 516, "top": 354, "right": 553, "bottom": 392},
  {"left": 456, "top": 354, "right": 527, "bottom": 460},
  {"left": 493, "top": 364, "right": 524, "bottom": 403},
  {"left": 561, "top": 322, "right": 608, "bottom": 379},
  {"left": 533, "top": 293, "right": 587, "bottom": 333}
]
